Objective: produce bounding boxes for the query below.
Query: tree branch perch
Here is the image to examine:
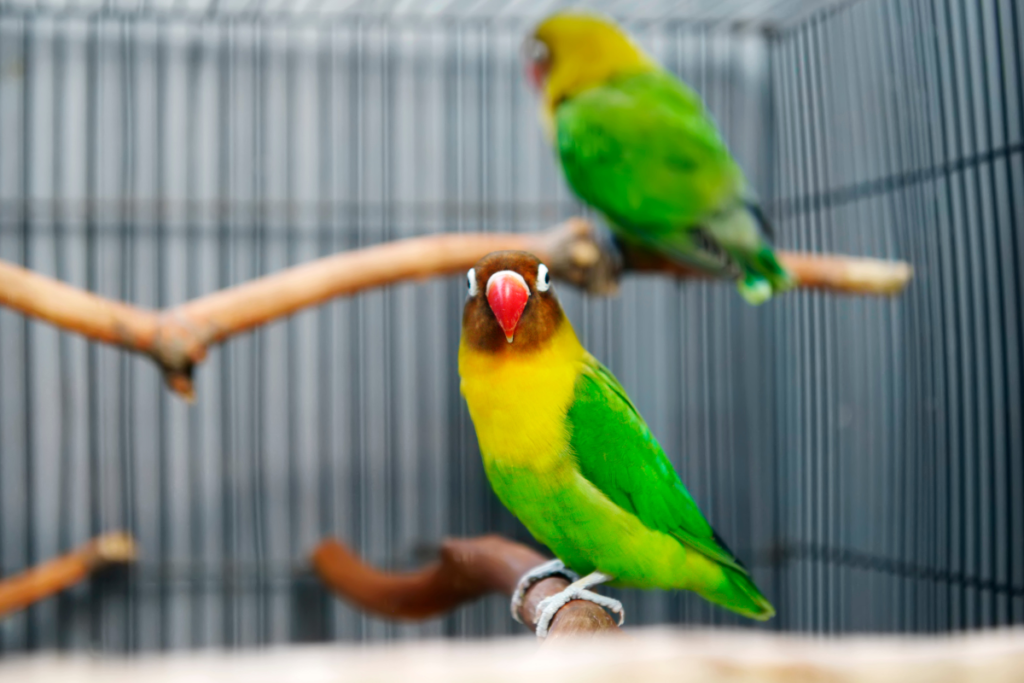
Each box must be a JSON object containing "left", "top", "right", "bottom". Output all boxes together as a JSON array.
[
  {"left": 0, "top": 218, "right": 912, "bottom": 400},
  {"left": 0, "top": 532, "right": 138, "bottom": 620},
  {"left": 311, "top": 534, "right": 620, "bottom": 640}
]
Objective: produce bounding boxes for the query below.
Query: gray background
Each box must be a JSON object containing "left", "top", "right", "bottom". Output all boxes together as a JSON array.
[{"left": 0, "top": 0, "right": 1021, "bottom": 652}]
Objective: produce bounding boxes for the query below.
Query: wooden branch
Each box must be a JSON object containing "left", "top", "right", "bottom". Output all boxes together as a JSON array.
[
  {"left": 0, "top": 532, "right": 138, "bottom": 620},
  {"left": 0, "top": 218, "right": 913, "bottom": 400},
  {"left": 311, "top": 534, "right": 620, "bottom": 640},
  {"left": 620, "top": 242, "right": 915, "bottom": 296}
]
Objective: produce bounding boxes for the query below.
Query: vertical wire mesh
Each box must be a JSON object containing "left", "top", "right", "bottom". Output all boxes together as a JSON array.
[
  {"left": 0, "top": 0, "right": 1021, "bottom": 652},
  {"left": 769, "top": 0, "right": 1024, "bottom": 633}
]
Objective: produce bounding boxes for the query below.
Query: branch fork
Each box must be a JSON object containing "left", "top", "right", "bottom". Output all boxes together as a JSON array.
[{"left": 0, "top": 218, "right": 912, "bottom": 400}]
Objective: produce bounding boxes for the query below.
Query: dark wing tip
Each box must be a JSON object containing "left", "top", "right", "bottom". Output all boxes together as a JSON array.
[
  {"left": 711, "top": 528, "right": 747, "bottom": 570},
  {"left": 744, "top": 201, "right": 775, "bottom": 242}
]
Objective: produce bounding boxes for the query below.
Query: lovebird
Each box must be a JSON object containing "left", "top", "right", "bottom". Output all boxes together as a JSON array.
[
  {"left": 522, "top": 11, "right": 793, "bottom": 305},
  {"left": 459, "top": 251, "right": 774, "bottom": 636}
]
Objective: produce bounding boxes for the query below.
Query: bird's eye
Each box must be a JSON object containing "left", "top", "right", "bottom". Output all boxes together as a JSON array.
[
  {"left": 522, "top": 37, "right": 549, "bottom": 65},
  {"left": 467, "top": 268, "right": 478, "bottom": 296},
  {"left": 536, "top": 264, "right": 551, "bottom": 292}
]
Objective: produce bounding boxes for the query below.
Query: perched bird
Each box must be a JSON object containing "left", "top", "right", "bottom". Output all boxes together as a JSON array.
[
  {"left": 522, "top": 11, "right": 793, "bottom": 305},
  {"left": 459, "top": 251, "right": 774, "bottom": 636}
]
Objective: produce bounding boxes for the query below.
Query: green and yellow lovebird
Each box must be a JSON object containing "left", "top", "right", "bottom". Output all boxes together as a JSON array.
[
  {"left": 459, "top": 252, "right": 774, "bottom": 636},
  {"left": 522, "top": 11, "right": 793, "bottom": 305}
]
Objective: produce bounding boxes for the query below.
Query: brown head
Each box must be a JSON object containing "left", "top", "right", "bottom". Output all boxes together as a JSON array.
[{"left": 461, "top": 251, "right": 565, "bottom": 353}]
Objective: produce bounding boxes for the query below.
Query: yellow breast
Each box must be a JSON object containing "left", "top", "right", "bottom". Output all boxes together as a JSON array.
[{"left": 458, "top": 322, "right": 585, "bottom": 472}]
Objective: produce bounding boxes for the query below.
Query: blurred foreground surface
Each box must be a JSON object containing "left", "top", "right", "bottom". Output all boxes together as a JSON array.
[{"left": 2, "top": 627, "right": 1024, "bottom": 683}]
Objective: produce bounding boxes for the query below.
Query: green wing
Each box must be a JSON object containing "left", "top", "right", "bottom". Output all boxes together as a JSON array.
[
  {"left": 555, "top": 70, "right": 744, "bottom": 242},
  {"left": 567, "top": 354, "right": 749, "bottom": 576}
]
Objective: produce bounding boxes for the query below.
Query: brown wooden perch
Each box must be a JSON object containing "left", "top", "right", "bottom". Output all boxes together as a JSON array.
[
  {"left": 311, "top": 534, "right": 620, "bottom": 640},
  {"left": 0, "top": 532, "right": 138, "bottom": 620},
  {"left": 0, "top": 218, "right": 912, "bottom": 401}
]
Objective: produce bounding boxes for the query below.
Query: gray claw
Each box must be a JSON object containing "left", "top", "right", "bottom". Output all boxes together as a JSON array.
[
  {"left": 510, "top": 559, "right": 579, "bottom": 624},
  {"left": 534, "top": 589, "right": 624, "bottom": 638},
  {"left": 531, "top": 571, "right": 621, "bottom": 639}
]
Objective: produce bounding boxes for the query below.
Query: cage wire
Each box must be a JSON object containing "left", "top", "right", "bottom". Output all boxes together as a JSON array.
[{"left": 0, "top": 0, "right": 1021, "bottom": 653}]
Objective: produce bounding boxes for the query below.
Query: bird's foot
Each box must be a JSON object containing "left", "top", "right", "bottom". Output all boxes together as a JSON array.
[
  {"left": 534, "top": 571, "right": 623, "bottom": 639},
  {"left": 510, "top": 559, "right": 579, "bottom": 624}
]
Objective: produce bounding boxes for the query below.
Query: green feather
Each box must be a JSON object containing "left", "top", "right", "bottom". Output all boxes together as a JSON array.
[
  {"left": 554, "top": 69, "right": 793, "bottom": 301},
  {"left": 556, "top": 70, "right": 739, "bottom": 237},
  {"left": 462, "top": 317, "right": 773, "bottom": 620},
  {"left": 568, "top": 357, "right": 746, "bottom": 575},
  {"left": 564, "top": 355, "right": 774, "bottom": 619}
]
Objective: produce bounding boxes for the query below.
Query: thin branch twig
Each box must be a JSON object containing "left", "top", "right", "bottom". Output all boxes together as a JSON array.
[
  {"left": 311, "top": 534, "right": 620, "bottom": 639},
  {"left": 0, "top": 532, "right": 138, "bottom": 620},
  {"left": 0, "top": 218, "right": 912, "bottom": 400}
]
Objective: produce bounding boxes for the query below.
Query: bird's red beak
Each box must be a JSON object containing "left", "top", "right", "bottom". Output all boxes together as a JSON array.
[
  {"left": 525, "top": 60, "right": 548, "bottom": 91},
  {"left": 521, "top": 38, "right": 550, "bottom": 92},
  {"left": 486, "top": 270, "right": 530, "bottom": 343}
]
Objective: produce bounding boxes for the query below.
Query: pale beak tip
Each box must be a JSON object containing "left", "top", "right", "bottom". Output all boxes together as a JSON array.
[{"left": 505, "top": 334, "right": 515, "bottom": 343}]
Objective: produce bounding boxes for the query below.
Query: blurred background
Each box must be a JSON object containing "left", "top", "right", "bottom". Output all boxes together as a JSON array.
[{"left": 0, "top": 0, "right": 1021, "bottom": 652}]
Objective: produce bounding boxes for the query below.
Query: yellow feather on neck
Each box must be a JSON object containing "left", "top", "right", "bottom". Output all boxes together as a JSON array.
[
  {"left": 536, "top": 12, "right": 657, "bottom": 129},
  {"left": 458, "top": 319, "right": 586, "bottom": 472}
]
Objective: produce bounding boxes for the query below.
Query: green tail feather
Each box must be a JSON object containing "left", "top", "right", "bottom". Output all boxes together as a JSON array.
[
  {"left": 611, "top": 204, "right": 794, "bottom": 305},
  {"left": 704, "top": 529, "right": 776, "bottom": 621},
  {"left": 722, "top": 565, "right": 776, "bottom": 621},
  {"left": 703, "top": 204, "right": 795, "bottom": 306},
  {"left": 736, "top": 246, "right": 795, "bottom": 305}
]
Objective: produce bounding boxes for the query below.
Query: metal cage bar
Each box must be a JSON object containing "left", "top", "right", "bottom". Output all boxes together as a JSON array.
[{"left": 0, "top": 0, "right": 1020, "bottom": 652}]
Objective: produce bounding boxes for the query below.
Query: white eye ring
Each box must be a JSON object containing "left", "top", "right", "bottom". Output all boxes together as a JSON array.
[
  {"left": 536, "top": 264, "right": 551, "bottom": 292},
  {"left": 523, "top": 38, "right": 549, "bottom": 64},
  {"left": 467, "top": 268, "right": 478, "bottom": 296}
]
